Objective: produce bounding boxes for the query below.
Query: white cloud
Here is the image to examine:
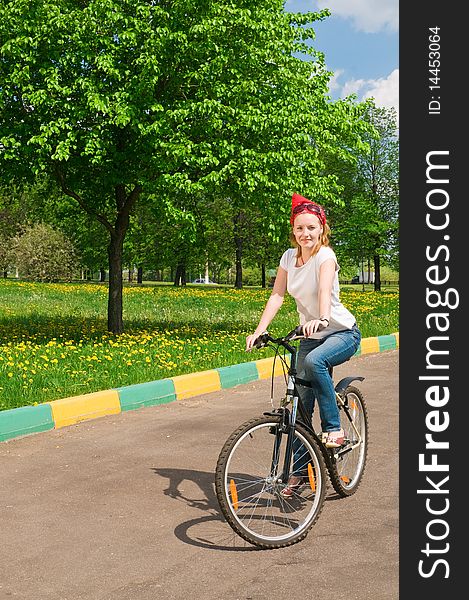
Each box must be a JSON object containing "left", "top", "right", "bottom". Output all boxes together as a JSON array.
[
  {"left": 332, "top": 69, "right": 399, "bottom": 119},
  {"left": 328, "top": 68, "right": 344, "bottom": 93},
  {"left": 362, "top": 68, "right": 399, "bottom": 112},
  {"left": 316, "top": 0, "right": 398, "bottom": 33}
]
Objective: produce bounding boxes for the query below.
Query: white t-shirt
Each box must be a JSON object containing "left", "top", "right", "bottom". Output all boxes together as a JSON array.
[{"left": 279, "top": 246, "right": 356, "bottom": 339}]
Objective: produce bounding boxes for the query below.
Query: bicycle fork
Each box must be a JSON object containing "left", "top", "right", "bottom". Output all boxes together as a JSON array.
[{"left": 267, "top": 375, "right": 300, "bottom": 485}]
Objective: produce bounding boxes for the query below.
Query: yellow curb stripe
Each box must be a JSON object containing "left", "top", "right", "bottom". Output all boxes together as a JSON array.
[
  {"left": 49, "top": 389, "right": 121, "bottom": 429},
  {"left": 172, "top": 370, "right": 221, "bottom": 401},
  {"left": 255, "top": 356, "right": 289, "bottom": 380},
  {"left": 360, "top": 337, "right": 380, "bottom": 355},
  {"left": 2, "top": 332, "right": 399, "bottom": 443}
]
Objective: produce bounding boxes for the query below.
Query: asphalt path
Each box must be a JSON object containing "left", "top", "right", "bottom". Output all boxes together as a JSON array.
[{"left": 0, "top": 350, "right": 398, "bottom": 600}]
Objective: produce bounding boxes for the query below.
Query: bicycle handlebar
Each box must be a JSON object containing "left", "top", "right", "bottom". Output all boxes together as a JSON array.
[{"left": 253, "top": 325, "right": 304, "bottom": 350}]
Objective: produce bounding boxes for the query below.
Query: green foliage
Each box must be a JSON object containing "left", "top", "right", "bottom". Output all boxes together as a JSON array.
[
  {"left": 326, "top": 102, "right": 399, "bottom": 276},
  {"left": 0, "top": 232, "right": 12, "bottom": 273},
  {"left": 0, "top": 0, "right": 370, "bottom": 215},
  {"left": 12, "top": 222, "right": 80, "bottom": 282},
  {"left": 0, "top": 1, "right": 376, "bottom": 325}
]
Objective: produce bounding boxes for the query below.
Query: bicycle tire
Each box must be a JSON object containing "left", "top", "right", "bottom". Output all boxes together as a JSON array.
[
  {"left": 328, "top": 385, "right": 368, "bottom": 497},
  {"left": 215, "top": 415, "right": 327, "bottom": 549}
]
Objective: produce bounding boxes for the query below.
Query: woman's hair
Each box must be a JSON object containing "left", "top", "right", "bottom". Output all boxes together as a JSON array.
[{"left": 290, "top": 221, "right": 331, "bottom": 259}]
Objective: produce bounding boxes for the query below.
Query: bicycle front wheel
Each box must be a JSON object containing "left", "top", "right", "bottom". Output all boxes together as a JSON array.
[
  {"left": 215, "top": 415, "right": 327, "bottom": 549},
  {"left": 329, "top": 385, "right": 368, "bottom": 497}
]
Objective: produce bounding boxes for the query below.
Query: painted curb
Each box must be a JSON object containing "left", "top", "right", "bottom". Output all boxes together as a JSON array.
[
  {"left": 117, "top": 379, "right": 176, "bottom": 412},
  {"left": 0, "top": 404, "right": 54, "bottom": 442},
  {"left": 49, "top": 389, "right": 121, "bottom": 429},
  {"left": 0, "top": 332, "right": 399, "bottom": 443}
]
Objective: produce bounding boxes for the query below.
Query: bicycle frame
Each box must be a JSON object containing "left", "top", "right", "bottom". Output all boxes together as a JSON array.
[
  {"left": 261, "top": 332, "right": 364, "bottom": 484},
  {"left": 215, "top": 327, "right": 368, "bottom": 548}
]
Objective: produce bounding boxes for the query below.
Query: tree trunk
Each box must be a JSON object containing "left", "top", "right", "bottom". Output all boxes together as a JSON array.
[
  {"left": 174, "top": 265, "right": 181, "bottom": 286},
  {"left": 107, "top": 231, "right": 125, "bottom": 334},
  {"left": 174, "top": 263, "right": 187, "bottom": 286},
  {"left": 100, "top": 268, "right": 106, "bottom": 282},
  {"left": 360, "top": 255, "right": 365, "bottom": 292},
  {"left": 373, "top": 254, "right": 381, "bottom": 291},
  {"left": 106, "top": 184, "right": 141, "bottom": 333},
  {"left": 234, "top": 238, "right": 243, "bottom": 288},
  {"left": 3, "top": 270, "right": 7, "bottom": 278},
  {"left": 137, "top": 266, "right": 143, "bottom": 284},
  {"left": 55, "top": 168, "right": 141, "bottom": 334},
  {"left": 261, "top": 264, "right": 266, "bottom": 288},
  {"left": 234, "top": 213, "right": 243, "bottom": 289}
]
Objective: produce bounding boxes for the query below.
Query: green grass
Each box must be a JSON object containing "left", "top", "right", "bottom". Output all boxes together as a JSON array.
[{"left": 0, "top": 279, "right": 399, "bottom": 411}]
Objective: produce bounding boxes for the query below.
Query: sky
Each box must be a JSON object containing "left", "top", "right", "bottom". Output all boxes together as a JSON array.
[{"left": 284, "top": 0, "right": 399, "bottom": 116}]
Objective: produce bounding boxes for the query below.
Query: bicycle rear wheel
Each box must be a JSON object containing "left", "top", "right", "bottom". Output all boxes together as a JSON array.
[
  {"left": 215, "top": 415, "right": 327, "bottom": 549},
  {"left": 328, "top": 385, "right": 368, "bottom": 497}
]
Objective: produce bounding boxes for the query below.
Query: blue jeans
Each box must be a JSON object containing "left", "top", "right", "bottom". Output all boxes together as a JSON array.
[{"left": 293, "top": 324, "right": 361, "bottom": 475}]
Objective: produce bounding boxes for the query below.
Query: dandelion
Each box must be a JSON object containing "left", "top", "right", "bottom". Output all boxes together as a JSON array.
[{"left": 0, "top": 278, "right": 398, "bottom": 410}]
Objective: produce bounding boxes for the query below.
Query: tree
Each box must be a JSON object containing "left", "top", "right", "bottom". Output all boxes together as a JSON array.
[
  {"left": 326, "top": 102, "right": 399, "bottom": 290},
  {"left": 0, "top": 189, "right": 20, "bottom": 277},
  {"left": 12, "top": 222, "right": 79, "bottom": 282},
  {"left": 1, "top": 1, "right": 369, "bottom": 329},
  {"left": 357, "top": 104, "right": 399, "bottom": 289},
  {"left": 0, "top": 178, "right": 54, "bottom": 276}
]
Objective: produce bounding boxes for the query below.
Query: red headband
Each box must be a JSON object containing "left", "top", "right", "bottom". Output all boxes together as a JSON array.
[{"left": 290, "top": 193, "right": 326, "bottom": 226}]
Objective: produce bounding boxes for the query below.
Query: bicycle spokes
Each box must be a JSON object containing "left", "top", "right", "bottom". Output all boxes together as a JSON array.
[
  {"left": 215, "top": 416, "right": 327, "bottom": 547},
  {"left": 328, "top": 387, "right": 368, "bottom": 497}
]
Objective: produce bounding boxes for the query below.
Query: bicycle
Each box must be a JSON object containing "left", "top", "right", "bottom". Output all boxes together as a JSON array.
[{"left": 214, "top": 325, "right": 368, "bottom": 549}]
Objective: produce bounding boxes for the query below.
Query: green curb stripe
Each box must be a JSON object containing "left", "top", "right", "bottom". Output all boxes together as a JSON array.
[
  {"left": 1, "top": 332, "right": 399, "bottom": 443},
  {"left": 117, "top": 379, "right": 176, "bottom": 412},
  {"left": 217, "top": 362, "right": 259, "bottom": 389},
  {"left": 378, "top": 334, "right": 398, "bottom": 352},
  {"left": 0, "top": 404, "right": 54, "bottom": 442}
]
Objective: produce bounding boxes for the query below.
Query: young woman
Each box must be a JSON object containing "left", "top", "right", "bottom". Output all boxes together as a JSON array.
[{"left": 246, "top": 193, "right": 361, "bottom": 497}]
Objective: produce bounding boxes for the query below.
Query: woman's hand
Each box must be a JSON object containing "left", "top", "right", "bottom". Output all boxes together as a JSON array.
[
  {"left": 302, "top": 319, "right": 328, "bottom": 337},
  {"left": 246, "top": 332, "right": 262, "bottom": 352}
]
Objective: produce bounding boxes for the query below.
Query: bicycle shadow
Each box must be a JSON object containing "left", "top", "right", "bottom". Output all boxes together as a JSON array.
[{"left": 151, "top": 467, "right": 260, "bottom": 552}]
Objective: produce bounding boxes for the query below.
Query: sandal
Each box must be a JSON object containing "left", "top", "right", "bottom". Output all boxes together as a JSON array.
[
  {"left": 280, "top": 475, "right": 305, "bottom": 498},
  {"left": 322, "top": 428, "right": 345, "bottom": 448}
]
